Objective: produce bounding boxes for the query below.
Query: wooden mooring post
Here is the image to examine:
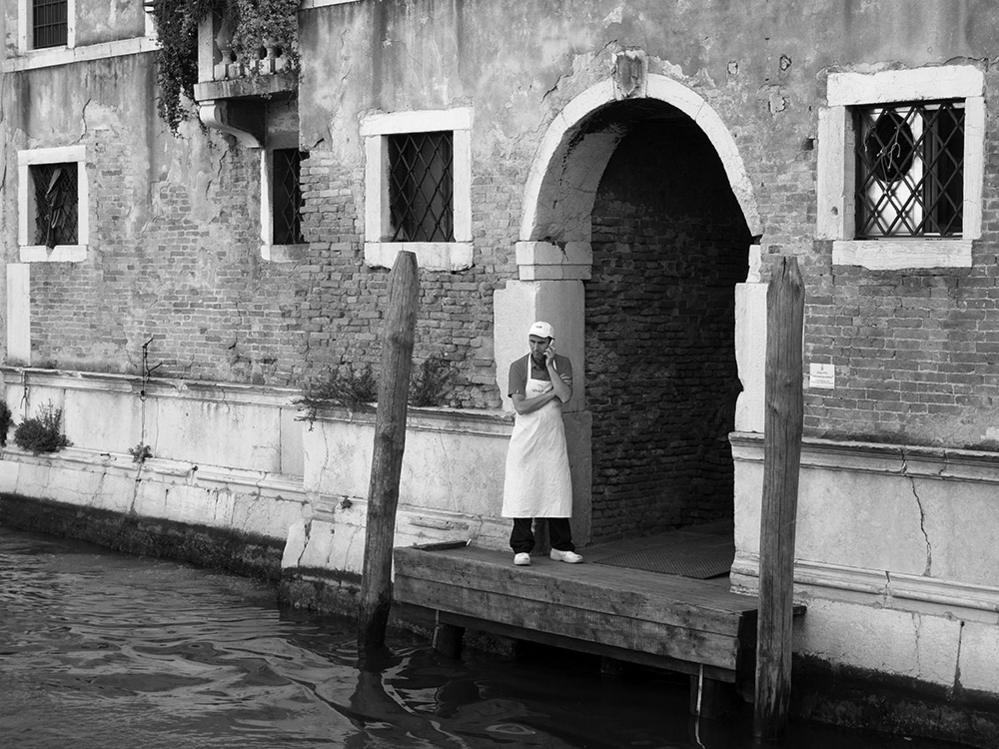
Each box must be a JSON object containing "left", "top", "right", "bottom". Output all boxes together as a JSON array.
[
  {"left": 357, "top": 250, "right": 419, "bottom": 651},
  {"left": 754, "top": 255, "right": 804, "bottom": 741}
]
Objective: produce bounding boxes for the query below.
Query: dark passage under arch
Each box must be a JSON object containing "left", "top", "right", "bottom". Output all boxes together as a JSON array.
[{"left": 585, "top": 107, "right": 751, "bottom": 542}]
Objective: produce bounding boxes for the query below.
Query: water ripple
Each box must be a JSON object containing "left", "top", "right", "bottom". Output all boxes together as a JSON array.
[{"left": 0, "top": 526, "right": 964, "bottom": 749}]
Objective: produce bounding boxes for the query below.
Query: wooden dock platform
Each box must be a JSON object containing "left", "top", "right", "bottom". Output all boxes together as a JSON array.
[{"left": 393, "top": 542, "right": 762, "bottom": 699}]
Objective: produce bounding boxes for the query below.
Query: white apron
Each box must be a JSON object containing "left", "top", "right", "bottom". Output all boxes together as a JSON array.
[{"left": 501, "top": 362, "right": 573, "bottom": 518}]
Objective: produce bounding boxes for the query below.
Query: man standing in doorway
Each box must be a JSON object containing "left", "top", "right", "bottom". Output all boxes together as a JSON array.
[{"left": 502, "top": 321, "right": 583, "bottom": 566}]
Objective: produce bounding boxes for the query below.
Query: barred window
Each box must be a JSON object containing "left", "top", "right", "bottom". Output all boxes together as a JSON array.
[
  {"left": 32, "top": 0, "right": 68, "bottom": 49},
  {"left": 388, "top": 131, "right": 454, "bottom": 242},
  {"left": 31, "top": 162, "right": 78, "bottom": 248},
  {"left": 272, "top": 148, "right": 305, "bottom": 245},
  {"left": 854, "top": 100, "right": 964, "bottom": 238}
]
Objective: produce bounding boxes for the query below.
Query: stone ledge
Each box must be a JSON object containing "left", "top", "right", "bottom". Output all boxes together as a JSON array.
[
  {"left": 0, "top": 445, "right": 307, "bottom": 496},
  {"left": 730, "top": 431, "right": 999, "bottom": 483},
  {"left": 731, "top": 553, "right": 999, "bottom": 621},
  {"left": 193, "top": 71, "right": 297, "bottom": 101},
  {"left": 305, "top": 403, "right": 512, "bottom": 436},
  {"left": 0, "top": 366, "right": 301, "bottom": 408}
]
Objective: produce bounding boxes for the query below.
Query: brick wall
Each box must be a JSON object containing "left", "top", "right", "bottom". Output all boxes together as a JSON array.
[
  {"left": 23, "top": 61, "right": 510, "bottom": 409},
  {"left": 295, "top": 150, "right": 511, "bottom": 409},
  {"left": 802, "top": 74, "right": 999, "bottom": 450},
  {"left": 586, "top": 120, "right": 751, "bottom": 542},
  {"left": 30, "top": 125, "right": 313, "bottom": 387}
]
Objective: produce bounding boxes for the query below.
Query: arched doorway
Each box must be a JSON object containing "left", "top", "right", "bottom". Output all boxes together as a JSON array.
[{"left": 507, "top": 72, "right": 761, "bottom": 553}]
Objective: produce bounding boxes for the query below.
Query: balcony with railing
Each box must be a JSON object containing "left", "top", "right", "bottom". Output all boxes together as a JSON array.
[{"left": 190, "top": 2, "right": 299, "bottom": 146}]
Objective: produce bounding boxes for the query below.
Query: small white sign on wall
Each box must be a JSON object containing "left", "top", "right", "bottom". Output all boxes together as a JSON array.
[{"left": 809, "top": 363, "right": 836, "bottom": 390}]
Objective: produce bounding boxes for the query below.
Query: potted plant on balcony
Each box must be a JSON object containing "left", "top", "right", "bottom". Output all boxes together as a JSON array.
[{"left": 230, "top": 0, "right": 300, "bottom": 76}]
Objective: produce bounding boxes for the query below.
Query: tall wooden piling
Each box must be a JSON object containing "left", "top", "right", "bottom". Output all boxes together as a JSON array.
[
  {"left": 754, "top": 255, "right": 804, "bottom": 741},
  {"left": 358, "top": 250, "right": 419, "bottom": 650}
]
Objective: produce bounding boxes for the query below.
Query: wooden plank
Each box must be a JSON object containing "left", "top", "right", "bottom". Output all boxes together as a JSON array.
[
  {"left": 399, "top": 545, "right": 754, "bottom": 611},
  {"left": 394, "top": 576, "right": 742, "bottom": 671},
  {"left": 394, "top": 563, "right": 744, "bottom": 635},
  {"left": 435, "top": 609, "right": 737, "bottom": 683},
  {"left": 395, "top": 547, "right": 753, "bottom": 635},
  {"left": 394, "top": 546, "right": 751, "bottom": 614}
]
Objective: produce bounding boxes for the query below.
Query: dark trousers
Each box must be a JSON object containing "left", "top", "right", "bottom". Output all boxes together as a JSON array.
[{"left": 510, "top": 517, "right": 575, "bottom": 554}]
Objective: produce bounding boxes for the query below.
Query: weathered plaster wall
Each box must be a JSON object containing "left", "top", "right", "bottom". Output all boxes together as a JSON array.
[
  {"left": 0, "top": 53, "right": 315, "bottom": 386},
  {"left": 732, "top": 435, "right": 999, "bottom": 725},
  {"left": 294, "top": 0, "right": 999, "bottom": 436},
  {"left": 6, "top": 0, "right": 999, "bottom": 423},
  {"left": 75, "top": 0, "right": 146, "bottom": 46}
]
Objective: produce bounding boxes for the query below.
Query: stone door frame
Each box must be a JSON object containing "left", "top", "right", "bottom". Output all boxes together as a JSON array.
[{"left": 494, "top": 69, "right": 766, "bottom": 544}]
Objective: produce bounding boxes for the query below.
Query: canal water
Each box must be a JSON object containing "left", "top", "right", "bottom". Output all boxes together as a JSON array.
[{"left": 0, "top": 525, "right": 965, "bottom": 749}]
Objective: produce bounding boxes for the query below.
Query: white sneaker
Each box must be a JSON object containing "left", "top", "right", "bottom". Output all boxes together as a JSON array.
[
  {"left": 549, "top": 549, "right": 583, "bottom": 564},
  {"left": 513, "top": 552, "right": 531, "bottom": 566}
]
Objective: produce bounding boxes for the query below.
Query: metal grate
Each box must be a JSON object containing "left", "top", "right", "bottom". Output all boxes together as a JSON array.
[
  {"left": 854, "top": 100, "right": 964, "bottom": 238},
  {"left": 388, "top": 131, "right": 453, "bottom": 242},
  {"left": 31, "top": 162, "right": 78, "bottom": 248},
  {"left": 32, "top": 0, "right": 68, "bottom": 49},
  {"left": 272, "top": 148, "right": 305, "bottom": 245}
]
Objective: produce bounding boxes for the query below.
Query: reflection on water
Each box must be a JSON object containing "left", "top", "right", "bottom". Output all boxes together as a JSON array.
[{"left": 0, "top": 526, "right": 960, "bottom": 749}]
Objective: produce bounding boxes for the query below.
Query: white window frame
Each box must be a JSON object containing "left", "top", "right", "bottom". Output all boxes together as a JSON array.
[
  {"left": 817, "top": 65, "right": 984, "bottom": 270},
  {"left": 259, "top": 148, "right": 308, "bottom": 263},
  {"left": 18, "top": 145, "right": 89, "bottom": 263},
  {"left": 17, "top": 0, "right": 77, "bottom": 54},
  {"left": 360, "top": 108, "right": 473, "bottom": 271}
]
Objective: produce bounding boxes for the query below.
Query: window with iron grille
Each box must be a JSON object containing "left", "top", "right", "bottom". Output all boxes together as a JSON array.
[
  {"left": 272, "top": 148, "right": 305, "bottom": 245},
  {"left": 388, "top": 131, "right": 454, "bottom": 242},
  {"left": 854, "top": 100, "right": 964, "bottom": 238},
  {"left": 31, "top": 162, "right": 78, "bottom": 248},
  {"left": 32, "top": 0, "right": 68, "bottom": 49}
]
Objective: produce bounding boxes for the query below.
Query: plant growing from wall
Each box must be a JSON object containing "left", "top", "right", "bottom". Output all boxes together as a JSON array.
[
  {"left": 296, "top": 364, "right": 378, "bottom": 420},
  {"left": 0, "top": 400, "right": 13, "bottom": 447},
  {"left": 149, "top": 0, "right": 224, "bottom": 133},
  {"left": 13, "top": 402, "right": 72, "bottom": 455},
  {"left": 129, "top": 442, "right": 154, "bottom": 464},
  {"left": 409, "top": 354, "right": 455, "bottom": 407},
  {"left": 229, "top": 0, "right": 300, "bottom": 73}
]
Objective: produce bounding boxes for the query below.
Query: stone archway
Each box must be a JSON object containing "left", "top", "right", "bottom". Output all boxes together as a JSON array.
[{"left": 495, "top": 67, "right": 764, "bottom": 546}]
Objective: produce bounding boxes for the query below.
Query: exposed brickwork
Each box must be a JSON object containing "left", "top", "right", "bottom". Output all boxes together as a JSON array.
[
  {"left": 586, "top": 120, "right": 750, "bottom": 542},
  {"left": 30, "top": 125, "right": 314, "bottom": 387},
  {"left": 802, "top": 73, "right": 999, "bottom": 449},
  {"left": 6, "top": 2, "right": 999, "bottom": 453},
  {"left": 21, "top": 60, "right": 511, "bottom": 409}
]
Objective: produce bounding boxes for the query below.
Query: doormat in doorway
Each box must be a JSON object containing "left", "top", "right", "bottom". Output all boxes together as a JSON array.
[{"left": 594, "top": 535, "right": 734, "bottom": 579}]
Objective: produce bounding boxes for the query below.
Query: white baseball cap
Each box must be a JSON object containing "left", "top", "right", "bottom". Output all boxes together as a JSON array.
[{"left": 528, "top": 321, "right": 554, "bottom": 340}]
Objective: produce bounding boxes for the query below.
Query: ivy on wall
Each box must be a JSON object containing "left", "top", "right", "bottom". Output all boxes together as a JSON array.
[
  {"left": 149, "top": 0, "right": 222, "bottom": 134},
  {"left": 148, "top": 0, "right": 300, "bottom": 134}
]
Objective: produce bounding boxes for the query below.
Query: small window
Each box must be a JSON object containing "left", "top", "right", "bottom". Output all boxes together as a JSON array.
[
  {"left": 360, "top": 108, "right": 472, "bottom": 271},
  {"left": 32, "top": 0, "right": 68, "bottom": 49},
  {"left": 31, "top": 162, "right": 78, "bottom": 247},
  {"left": 272, "top": 148, "right": 305, "bottom": 245},
  {"left": 387, "top": 131, "right": 454, "bottom": 242},
  {"left": 854, "top": 101, "right": 964, "bottom": 238},
  {"left": 818, "top": 66, "right": 984, "bottom": 270},
  {"left": 18, "top": 145, "right": 88, "bottom": 262}
]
